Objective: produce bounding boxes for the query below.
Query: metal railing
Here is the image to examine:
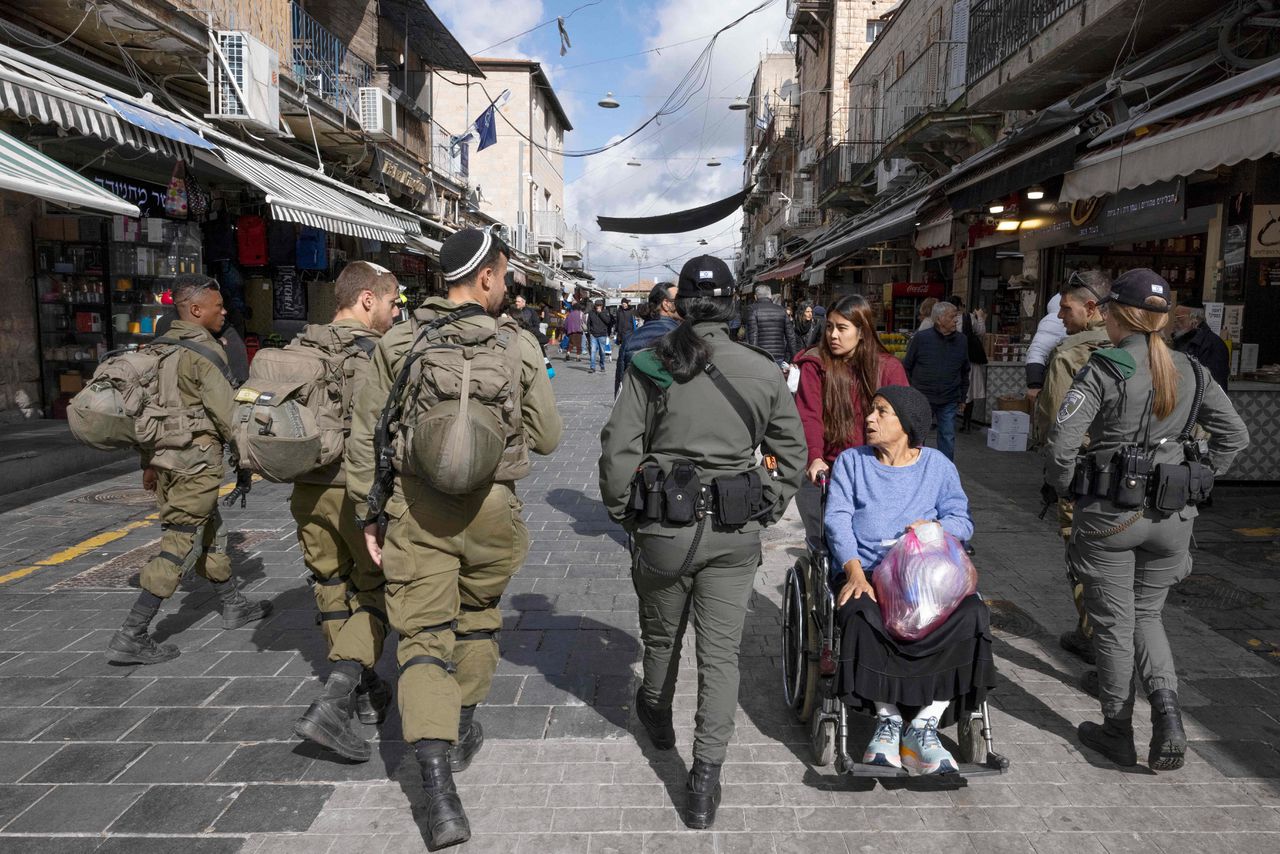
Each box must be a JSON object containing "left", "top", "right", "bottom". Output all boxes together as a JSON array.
[
  {"left": 816, "top": 141, "right": 870, "bottom": 199},
  {"left": 431, "top": 122, "right": 468, "bottom": 185},
  {"left": 563, "top": 226, "right": 586, "bottom": 257},
  {"left": 967, "top": 0, "right": 1085, "bottom": 84},
  {"left": 534, "top": 210, "right": 567, "bottom": 245},
  {"left": 784, "top": 206, "right": 822, "bottom": 229},
  {"left": 881, "top": 41, "right": 951, "bottom": 144},
  {"left": 290, "top": 1, "right": 373, "bottom": 121}
]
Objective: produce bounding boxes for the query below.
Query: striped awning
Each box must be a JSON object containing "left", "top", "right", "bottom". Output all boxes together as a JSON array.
[
  {"left": 215, "top": 148, "right": 419, "bottom": 244},
  {"left": 0, "top": 127, "right": 139, "bottom": 216},
  {"left": 0, "top": 65, "right": 197, "bottom": 161}
]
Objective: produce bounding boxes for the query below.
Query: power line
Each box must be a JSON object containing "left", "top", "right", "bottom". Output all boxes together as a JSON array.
[{"left": 475, "top": 0, "right": 604, "bottom": 55}]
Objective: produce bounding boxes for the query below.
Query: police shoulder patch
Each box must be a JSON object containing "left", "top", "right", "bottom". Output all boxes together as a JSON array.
[{"left": 1057, "top": 389, "right": 1087, "bottom": 424}]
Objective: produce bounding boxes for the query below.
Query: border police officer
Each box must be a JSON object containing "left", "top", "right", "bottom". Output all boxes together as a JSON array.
[
  {"left": 1045, "top": 269, "right": 1248, "bottom": 772},
  {"left": 599, "top": 256, "right": 805, "bottom": 829}
]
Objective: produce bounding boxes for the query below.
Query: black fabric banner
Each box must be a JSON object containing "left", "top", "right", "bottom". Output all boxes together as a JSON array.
[{"left": 597, "top": 189, "right": 750, "bottom": 234}]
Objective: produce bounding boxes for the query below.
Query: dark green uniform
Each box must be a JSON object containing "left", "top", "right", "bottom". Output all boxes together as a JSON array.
[
  {"left": 346, "top": 297, "right": 562, "bottom": 744},
  {"left": 1046, "top": 334, "right": 1249, "bottom": 720},
  {"left": 599, "top": 322, "right": 806, "bottom": 764},
  {"left": 141, "top": 320, "right": 236, "bottom": 599},
  {"left": 289, "top": 319, "right": 385, "bottom": 669}
]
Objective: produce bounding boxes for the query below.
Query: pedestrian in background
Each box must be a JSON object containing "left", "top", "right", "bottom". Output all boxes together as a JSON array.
[
  {"left": 586, "top": 299, "right": 612, "bottom": 374},
  {"left": 746, "top": 284, "right": 798, "bottom": 365},
  {"left": 903, "top": 301, "right": 969, "bottom": 460},
  {"left": 615, "top": 282, "right": 679, "bottom": 393},
  {"left": 1026, "top": 292, "right": 1067, "bottom": 400},
  {"left": 615, "top": 297, "right": 638, "bottom": 350},
  {"left": 1031, "top": 270, "right": 1112, "bottom": 667},
  {"left": 917, "top": 297, "right": 938, "bottom": 331},
  {"left": 793, "top": 302, "right": 822, "bottom": 352},
  {"left": 564, "top": 301, "right": 585, "bottom": 361},
  {"left": 1171, "top": 303, "right": 1230, "bottom": 389},
  {"left": 1045, "top": 269, "right": 1248, "bottom": 772},
  {"left": 599, "top": 256, "right": 805, "bottom": 830},
  {"left": 793, "top": 295, "right": 907, "bottom": 544}
]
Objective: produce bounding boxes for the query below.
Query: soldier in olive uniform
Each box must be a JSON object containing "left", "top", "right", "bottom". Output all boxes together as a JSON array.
[
  {"left": 1045, "top": 270, "right": 1248, "bottom": 772},
  {"left": 290, "top": 262, "right": 402, "bottom": 762},
  {"left": 1032, "top": 270, "right": 1112, "bottom": 664},
  {"left": 346, "top": 229, "right": 562, "bottom": 850},
  {"left": 599, "top": 256, "right": 806, "bottom": 829},
  {"left": 107, "top": 276, "right": 270, "bottom": 666}
]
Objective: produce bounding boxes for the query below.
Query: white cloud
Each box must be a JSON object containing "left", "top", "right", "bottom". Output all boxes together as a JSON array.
[{"left": 430, "top": 0, "right": 546, "bottom": 57}]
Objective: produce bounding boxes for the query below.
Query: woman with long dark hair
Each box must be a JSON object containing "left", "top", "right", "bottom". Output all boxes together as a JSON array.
[
  {"left": 793, "top": 302, "right": 822, "bottom": 352},
  {"left": 599, "top": 256, "right": 806, "bottom": 830},
  {"left": 1046, "top": 269, "right": 1248, "bottom": 772}
]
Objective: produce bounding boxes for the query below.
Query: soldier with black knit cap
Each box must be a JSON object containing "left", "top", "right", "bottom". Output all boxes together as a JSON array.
[
  {"left": 346, "top": 227, "right": 562, "bottom": 849},
  {"left": 599, "top": 255, "right": 805, "bottom": 830}
]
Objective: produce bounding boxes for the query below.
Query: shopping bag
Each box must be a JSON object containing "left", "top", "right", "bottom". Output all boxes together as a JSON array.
[
  {"left": 872, "top": 522, "right": 977, "bottom": 642},
  {"left": 164, "top": 161, "right": 189, "bottom": 218}
]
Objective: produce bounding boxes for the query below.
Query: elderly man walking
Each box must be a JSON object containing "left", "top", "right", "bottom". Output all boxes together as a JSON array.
[{"left": 903, "top": 300, "right": 969, "bottom": 460}]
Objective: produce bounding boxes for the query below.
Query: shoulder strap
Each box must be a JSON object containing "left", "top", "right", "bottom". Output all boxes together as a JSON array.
[
  {"left": 351, "top": 335, "right": 378, "bottom": 356},
  {"left": 703, "top": 362, "right": 760, "bottom": 446},
  {"left": 1177, "top": 356, "right": 1206, "bottom": 443},
  {"left": 153, "top": 337, "right": 235, "bottom": 385}
]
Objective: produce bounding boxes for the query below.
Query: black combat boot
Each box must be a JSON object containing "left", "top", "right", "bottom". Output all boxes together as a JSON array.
[
  {"left": 635, "top": 687, "right": 675, "bottom": 750},
  {"left": 293, "top": 662, "right": 370, "bottom": 762},
  {"left": 107, "top": 592, "right": 180, "bottom": 665},
  {"left": 1078, "top": 717, "right": 1138, "bottom": 767},
  {"left": 355, "top": 668, "right": 392, "bottom": 726},
  {"left": 416, "top": 739, "right": 470, "bottom": 849},
  {"left": 1148, "top": 689, "right": 1187, "bottom": 771},
  {"left": 214, "top": 580, "right": 272, "bottom": 629},
  {"left": 684, "top": 759, "right": 722, "bottom": 829},
  {"left": 449, "top": 705, "right": 485, "bottom": 772},
  {"left": 1060, "top": 628, "right": 1096, "bottom": 664}
]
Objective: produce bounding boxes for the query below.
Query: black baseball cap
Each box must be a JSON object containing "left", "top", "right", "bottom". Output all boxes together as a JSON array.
[
  {"left": 677, "top": 255, "right": 735, "bottom": 298},
  {"left": 1101, "top": 268, "right": 1171, "bottom": 313}
]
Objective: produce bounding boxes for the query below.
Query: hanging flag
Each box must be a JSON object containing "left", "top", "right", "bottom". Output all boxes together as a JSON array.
[
  {"left": 755, "top": 93, "right": 773, "bottom": 131},
  {"left": 476, "top": 105, "right": 498, "bottom": 151},
  {"left": 557, "top": 16, "right": 572, "bottom": 56}
]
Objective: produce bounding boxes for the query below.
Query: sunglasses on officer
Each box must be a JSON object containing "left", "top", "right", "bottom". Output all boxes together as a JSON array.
[{"left": 1065, "top": 271, "right": 1105, "bottom": 304}]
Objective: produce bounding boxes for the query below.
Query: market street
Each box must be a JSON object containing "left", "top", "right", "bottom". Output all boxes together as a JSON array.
[{"left": 0, "top": 362, "right": 1277, "bottom": 854}]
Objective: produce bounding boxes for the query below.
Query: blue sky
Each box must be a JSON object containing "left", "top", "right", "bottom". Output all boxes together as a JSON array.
[{"left": 431, "top": 0, "right": 792, "bottom": 286}]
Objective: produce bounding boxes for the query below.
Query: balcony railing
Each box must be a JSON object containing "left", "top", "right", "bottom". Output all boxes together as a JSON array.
[
  {"left": 967, "top": 0, "right": 1085, "bottom": 84},
  {"left": 784, "top": 206, "right": 822, "bottom": 229},
  {"left": 432, "top": 123, "right": 468, "bottom": 186},
  {"left": 291, "top": 2, "right": 373, "bottom": 121},
  {"left": 816, "top": 142, "right": 870, "bottom": 200},
  {"left": 881, "top": 41, "right": 951, "bottom": 144},
  {"left": 535, "top": 210, "right": 567, "bottom": 246},
  {"left": 563, "top": 226, "right": 586, "bottom": 258}
]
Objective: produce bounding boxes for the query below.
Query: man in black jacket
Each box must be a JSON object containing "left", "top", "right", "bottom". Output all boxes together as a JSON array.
[
  {"left": 746, "top": 285, "right": 798, "bottom": 364},
  {"left": 614, "top": 298, "right": 638, "bottom": 349},
  {"left": 586, "top": 300, "right": 612, "bottom": 374},
  {"left": 903, "top": 301, "right": 969, "bottom": 460},
  {"left": 1171, "top": 304, "right": 1230, "bottom": 389}
]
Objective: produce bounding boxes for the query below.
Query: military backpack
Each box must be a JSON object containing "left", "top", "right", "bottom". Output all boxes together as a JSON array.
[
  {"left": 231, "top": 325, "right": 377, "bottom": 483},
  {"left": 68, "top": 338, "right": 231, "bottom": 456}
]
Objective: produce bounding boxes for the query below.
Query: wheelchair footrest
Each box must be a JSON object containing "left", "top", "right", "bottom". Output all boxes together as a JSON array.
[{"left": 844, "top": 760, "right": 1007, "bottom": 780}]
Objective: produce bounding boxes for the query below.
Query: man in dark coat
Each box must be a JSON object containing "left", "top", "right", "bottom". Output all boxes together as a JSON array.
[
  {"left": 746, "top": 284, "right": 798, "bottom": 364},
  {"left": 1171, "top": 304, "right": 1230, "bottom": 389},
  {"left": 614, "top": 283, "right": 678, "bottom": 393},
  {"left": 903, "top": 300, "right": 969, "bottom": 460}
]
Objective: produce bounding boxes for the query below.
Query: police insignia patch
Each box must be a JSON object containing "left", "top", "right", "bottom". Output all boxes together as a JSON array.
[{"left": 1058, "top": 389, "right": 1085, "bottom": 423}]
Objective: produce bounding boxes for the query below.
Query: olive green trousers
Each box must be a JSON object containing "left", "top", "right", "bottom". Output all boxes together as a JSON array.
[{"left": 141, "top": 468, "right": 231, "bottom": 598}]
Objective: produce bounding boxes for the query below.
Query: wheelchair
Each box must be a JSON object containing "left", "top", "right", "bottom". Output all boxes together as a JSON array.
[{"left": 780, "top": 486, "right": 1009, "bottom": 780}]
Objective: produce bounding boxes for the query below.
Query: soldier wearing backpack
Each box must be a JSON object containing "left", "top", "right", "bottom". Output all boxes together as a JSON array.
[
  {"left": 346, "top": 228, "right": 562, "bottom": 850},
  {"left": 101, "top": 276, "right": 271, "bottom": 665}
]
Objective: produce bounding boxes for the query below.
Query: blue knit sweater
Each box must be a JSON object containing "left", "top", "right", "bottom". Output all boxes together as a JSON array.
[{"left": 824, "top": 446, "right": 973, "bottom": 577}]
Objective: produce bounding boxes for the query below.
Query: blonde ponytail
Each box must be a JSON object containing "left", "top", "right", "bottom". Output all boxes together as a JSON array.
[{"left": 1111, "top": 301, "right": 1177, "bottom": 418}]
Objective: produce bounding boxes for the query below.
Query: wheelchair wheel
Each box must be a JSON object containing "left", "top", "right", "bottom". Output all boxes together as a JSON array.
[
  {"left": 957, "top": 711, "right": 987, "bottom": 765},
  {"left": 810, "top": 714, "right": 836, "bottom": 767},
  {"left": 781, "top": 562, "right": 819, "bottom": 722}
]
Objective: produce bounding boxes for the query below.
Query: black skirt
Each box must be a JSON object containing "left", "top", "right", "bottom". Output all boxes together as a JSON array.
[{"left": 836, "top": 588, "right": 997, "bottom": 716}]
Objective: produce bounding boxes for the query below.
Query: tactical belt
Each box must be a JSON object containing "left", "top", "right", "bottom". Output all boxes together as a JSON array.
[{"left": 400, "top": 655, "right": 455, "bottom": 675}]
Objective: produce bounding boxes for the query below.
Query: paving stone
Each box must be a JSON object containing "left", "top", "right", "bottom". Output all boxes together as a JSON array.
[
  {"left": 213, "top": 783, "right": 334, "bottom": 832},
  {"left": 37, "top": 706, "right": 152, "bottom": 742},
  {"left": 114, "top": 742, "right": 237, "bottom": 784},
  {"left": 0, "top": 784, "right": 51, "bottom": 830},
  {"left": 6, "top": 783, "right": 146, "bottom": 832},
  {"left": 95, "top": 838, "right": 246, "bottom": 854},
  {"left": 125, "top": 706, "right": 233, "bottom": 742},
  {"left": 0, "top": 837, "right": 103, "bottom": 854},
  {"left": 211, "top": 743, "right": 316, "bottom": 783},
  {"left": 0, "top": 677, "right": 78, "bottom": 706},
  {"left": 20, "top": 743, "right": 147, "bottom": 783},
  {"left": 123, "top": 677, "right": 228, "bottom": 707},
  {"left": 44, "top": 676, "right": 151, "bottom": 707},
  {"left": 0, "top": 705, "right": 70, "bottom": 740},
  {"left": 208, "top": 706, "right": 306, "bottom": 742}
]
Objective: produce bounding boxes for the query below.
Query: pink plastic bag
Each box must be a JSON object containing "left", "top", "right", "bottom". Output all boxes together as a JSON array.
[{"left": 872, "top": 522, "right": 978, "bottom": 642}]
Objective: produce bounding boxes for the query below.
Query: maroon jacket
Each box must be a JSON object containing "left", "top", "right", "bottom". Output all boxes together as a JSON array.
[{"left": 794, "top": 349, "right": 909, "bottom": 465}]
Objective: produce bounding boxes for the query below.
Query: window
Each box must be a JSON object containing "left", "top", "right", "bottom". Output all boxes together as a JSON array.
[{"left": 866, "top": 20, "right": 887, "bottom": 42}]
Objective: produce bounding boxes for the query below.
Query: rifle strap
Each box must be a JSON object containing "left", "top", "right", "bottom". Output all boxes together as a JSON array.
[{"left": 703, "top": 361, "right": 760, "bottom": 446}]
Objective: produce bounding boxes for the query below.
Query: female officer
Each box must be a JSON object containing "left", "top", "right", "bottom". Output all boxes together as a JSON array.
[
  {"left": 599, "top": 255, "right": 805, "bottom": 829},
  {"left": 1046, "top": 269, "right": 1248, "bottom": 772}
]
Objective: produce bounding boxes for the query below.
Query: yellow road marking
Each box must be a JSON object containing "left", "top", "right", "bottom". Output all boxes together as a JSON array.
[
  {"left": 1235, "top": 527, "right": 1280, "bottom": 537},
  {"left": 0, "top": 480, "right": 243, "bottom": 586}
]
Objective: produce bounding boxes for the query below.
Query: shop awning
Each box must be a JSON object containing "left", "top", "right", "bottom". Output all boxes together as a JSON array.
[
  {"left": 755, "top": 257, "right": 807, "bottom": 282},
  {"left": 812, "top": 192, "right": 929, "bottom": 263},
  {"left": 914, "top": 207, "right": 954, "bottom": 252},
  {"left": 803, "top": 259, "right": 832, "bottom": 285},
  {"left": 104, "top": 97, "right": 215, "bottom": 151},
  {"left": 944, "top": 126, "right": 1082, "bottom": 211},
  {"left": 0, "top": 127, "right": 139, "bottom": 216},
  {"left": 405, "top": 234, "right": 443, "bottom": 255},
  {"left": 214, "top": 148, "right": 417, "bottom": 244},
  {"left": 1061, "top": 86, "right": 1280, "bottom": 203},
  {"left": 0, "top": 57, "right": 200, "bottom": 161}
]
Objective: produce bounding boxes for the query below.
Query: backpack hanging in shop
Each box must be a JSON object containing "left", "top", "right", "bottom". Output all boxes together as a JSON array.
[
  {"left": 267, "top": 219, "right": 297, "bottom": 267},
  {"left": 237, "top": 214, "right": 268, "bottom": 266},
  {"left": 296, "top": 226, "right": 327, "bottom": 270}
]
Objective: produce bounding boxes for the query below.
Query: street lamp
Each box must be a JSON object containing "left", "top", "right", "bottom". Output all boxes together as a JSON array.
[
  {"left": 629, "top": 247, "right": 649, "bottom": 287},
  {"left": 729, "top": 97, "right": 749, "bottom": 111},
  {"left": 626, "top": 159, "right": 641, "bottom": 166},
  {"left": 706, "top": 157, "right": 722, "bottom": 167},
  {"left": 598, "top": 92, "right": 620, "bottom": 108}
]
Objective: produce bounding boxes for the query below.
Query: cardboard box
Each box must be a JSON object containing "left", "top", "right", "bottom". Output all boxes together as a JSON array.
[
  {"left": 990, "top": 410, "right": 1030, "bottom": 435},
  {"left": 996, "top": 394, "right": 1032, "bottom": 415},
  {"left": 59, "top": 372, "right": 84, "bottom": 393},
  {"left": 987, "top": 428, "right": 1029, "bottom": 452}
]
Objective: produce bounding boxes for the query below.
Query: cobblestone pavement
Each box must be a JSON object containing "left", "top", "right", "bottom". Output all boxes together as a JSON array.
[{"left": 0, "top": 357, "right": 1278, "bottom": 853}]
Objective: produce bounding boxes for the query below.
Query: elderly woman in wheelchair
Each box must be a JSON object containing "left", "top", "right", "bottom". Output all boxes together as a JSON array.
[{"left": 782, "top": 386, "right": 1001, "bottom": 778}]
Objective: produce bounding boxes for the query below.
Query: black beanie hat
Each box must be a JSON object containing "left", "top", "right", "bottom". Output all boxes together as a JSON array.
[
  {"left": 874, "top": 385, "right": 932, "bottom": 448},
  {"left": 440, "top": 227, "right": 506, "bottom": 282}
]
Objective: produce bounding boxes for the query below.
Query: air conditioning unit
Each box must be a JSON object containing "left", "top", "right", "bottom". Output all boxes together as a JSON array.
[
  {"left": 765, "top": 235, "right": 779, "bottom": 260},
  {"left": 359, "top": 87, "right": 396, "bottom": 139},
  {"left": 797, "top": 147, "right": 817, "bottom": 172},
  {"left": 208, "top": 31, "right": 280, "bottom": 134},
  {"left": 876, "top": 158, "right": 919, "bottom": 195}
]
